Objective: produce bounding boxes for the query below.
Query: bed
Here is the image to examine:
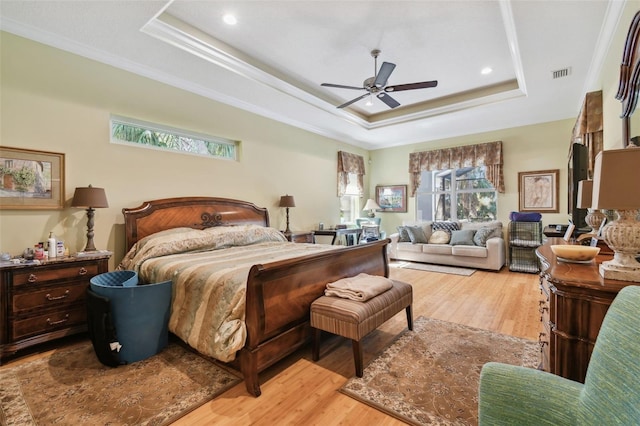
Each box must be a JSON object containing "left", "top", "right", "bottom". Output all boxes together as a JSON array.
[{"left": 121, "top": 196, "right": 390, "bottom": 396}]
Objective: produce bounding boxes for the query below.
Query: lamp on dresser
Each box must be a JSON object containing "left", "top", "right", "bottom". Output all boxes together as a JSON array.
[
  {"left": 577, "top": 179, "right": 606, "bottom": 233},
  {"left": 72, "top": 185, "right": 109, "bottom": 251},
  {"left": 279, "top": 194, "right": 295, "bottom": 236},
  {"left": 591, "top": 147, "right": 640, "bottom": 282}
]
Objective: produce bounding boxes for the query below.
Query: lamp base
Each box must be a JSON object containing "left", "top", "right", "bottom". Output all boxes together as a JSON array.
[
  {"left": 599, "top": 209, "right": 640, "bottom": 282},
  {"left": 585, "top": 209, "right": 606, "bottom": 234},
  {"left": 599, "top": 262, "right": 640, "bottom": 282}
]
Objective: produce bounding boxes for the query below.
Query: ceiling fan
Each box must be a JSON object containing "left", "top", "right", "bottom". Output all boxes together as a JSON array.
[{"left": 321, "top": 49, "right": 438, "bottom": 109}]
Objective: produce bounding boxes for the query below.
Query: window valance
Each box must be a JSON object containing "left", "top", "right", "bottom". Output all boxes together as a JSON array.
[
  {"left": 337, "top": 151, "right": 365, "bottom": 196},
  {"left": 408, "top": 141, "right": 504, "bottom": 196}
]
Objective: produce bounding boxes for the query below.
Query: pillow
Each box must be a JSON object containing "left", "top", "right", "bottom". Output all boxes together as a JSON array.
[
  {"left": 397, "top": 226, "right": 411, "bottom": 242},
  {"left": 405, "top": 225, "right": 429, "bottom": 244},
  {"left": 449, "top": 229, "right": 476, "bottom": 246},
  {"left": 432, "top": 221, "right": 460, "bottom": 235},
  {"left": 509, "top": 211, "right": 542, "bottom": 222},
  {"left": 473, "top": 226, "right": 500, "bottom": 246},
  {"left": 428, "top": 230, "right": 450, "bottom": 244}
]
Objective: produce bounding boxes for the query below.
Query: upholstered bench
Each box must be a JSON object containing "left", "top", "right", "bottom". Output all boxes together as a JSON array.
[{"left": 310, "top": 279, "right": 413, "bottom": 377}]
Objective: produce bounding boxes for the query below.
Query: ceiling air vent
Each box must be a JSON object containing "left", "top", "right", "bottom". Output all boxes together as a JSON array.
[{"left": 552, "top": 67, "right": 571, "bottom": 79}]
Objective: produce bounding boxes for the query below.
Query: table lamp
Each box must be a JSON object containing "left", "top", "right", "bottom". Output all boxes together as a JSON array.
[
  {"left": 279, "top": 195, "right": 295, "bottom": 235},
  {"left": 591, "top": 147, "right": 640, "bottom": 282},
  {"left": 576, "top": 180, "right": 605, "bottom": 233},
  {"left": 72, "top": 185, "right": 109, "bottom": 251},
  {"left": 363, "top": 199, "right": 380, "bottom": 218}
]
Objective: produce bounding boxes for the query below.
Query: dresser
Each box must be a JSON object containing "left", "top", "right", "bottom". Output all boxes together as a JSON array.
[
  {"left": 0, "top": 254, "right": 110, "bottom": 363},
  {"left": 536, "top": 239, "right": 632, "bottom": 382}
]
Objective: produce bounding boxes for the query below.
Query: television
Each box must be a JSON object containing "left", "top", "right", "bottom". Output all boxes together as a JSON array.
[{"left": 568, "top": 142, "right": 588, "bottom": 229}]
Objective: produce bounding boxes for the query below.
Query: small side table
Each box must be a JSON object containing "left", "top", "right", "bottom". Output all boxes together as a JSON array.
[
  {"left": 0, "top": 252, "right": 111, "bottom": 363},
  {"left": 313, "top": 228, "right": 362, "bottom": 246},
  {"left": 283, "top": 231, "right": 315, "bottom": 243}
]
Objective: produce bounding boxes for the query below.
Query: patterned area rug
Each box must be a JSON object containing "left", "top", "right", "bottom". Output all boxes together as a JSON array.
[
  {"left": 391, "top": 261, "right": 476, "bottom": 276},
  {"left": 0, "top": 340, "right": 241, "bottom": 426},
  {"left": 340, "top": 317, "right": 539, "bottom": 425}
]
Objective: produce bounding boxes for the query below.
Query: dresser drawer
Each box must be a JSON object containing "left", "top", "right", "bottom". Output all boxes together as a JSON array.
[
  {"left": 13, "top": 283, "right": 87, "bottom": 314},
  {"left": 11, "top": 306, "right": 87, "bottom": 341},
  {"left": 12, "top": 263, "right": 98, "bottom": 287}
]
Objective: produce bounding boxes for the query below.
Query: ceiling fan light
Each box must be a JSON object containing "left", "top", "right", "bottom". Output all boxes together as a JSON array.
[{"left": 365, "top": 94, "right": 374, "bottom": 106}]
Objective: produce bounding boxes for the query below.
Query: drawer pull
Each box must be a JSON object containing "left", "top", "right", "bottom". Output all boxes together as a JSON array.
[
  {"left": 28, "top": 274, "right": 38, "bottom": 283},
  {"left": 46, "top": 290, "right": 70, "bottom": 301},
  {"left": 78, "top": 267, "right": 88, "bottom": 276},
  {"left": 47, "top": 314, "right": 69, "bottom": 326}
]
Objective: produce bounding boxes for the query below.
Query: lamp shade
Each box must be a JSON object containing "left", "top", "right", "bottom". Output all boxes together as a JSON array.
[
  {"left": 279, "top": 195, "right": 296, "bottom": 208},
  {"left": 71, "top": 185, "right": 109, "bottom": 208},
  {"left": 576, "top": 180, "right": 593, "bottom": 209},
  {"left": 363, "top": 198, "right": 381, "bottom": 211},
  {"left": 591, "top": 148, "right": 640, "bottom": 210}
]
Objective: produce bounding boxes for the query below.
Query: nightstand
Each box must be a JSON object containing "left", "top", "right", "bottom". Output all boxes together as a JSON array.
[
  {"left": 283, "top": 231, "right": 315, "bottom": 243},
  {"left": 0, "top": 253, "right": 111, "bottom": 363}
]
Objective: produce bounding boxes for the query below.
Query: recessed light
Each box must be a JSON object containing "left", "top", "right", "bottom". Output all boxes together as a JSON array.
[
  {"left": 481, "top": 67, "right": 493, "bottom": 75},
  {"left": 223, "top": 14, "right": 237, "bottom": 25}
]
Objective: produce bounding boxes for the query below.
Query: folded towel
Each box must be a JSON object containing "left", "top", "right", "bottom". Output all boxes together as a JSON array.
[{"left": 324, "top": 273, "right": 393, "bottom": 302}]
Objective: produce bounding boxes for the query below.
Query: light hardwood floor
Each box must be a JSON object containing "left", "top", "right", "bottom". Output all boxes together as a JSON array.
[{"left": 174, "top": 266, "right": 542, "bottom": 425}]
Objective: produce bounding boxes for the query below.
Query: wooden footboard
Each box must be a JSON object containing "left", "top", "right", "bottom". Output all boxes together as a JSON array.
[{"left": 240, "top": 239, "right": 390, "bottom": 396}]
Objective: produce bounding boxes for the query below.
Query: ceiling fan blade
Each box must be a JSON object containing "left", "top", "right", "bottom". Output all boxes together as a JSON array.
[
  {"left": 385, "top": 80, "right": 438, "bottom": 92},
  {"left": 377, "top": 92, "right": 400, "bottom": 109},
  {"left": 321, "top": 83, "right": 365, "bottom": 90},
  {"left": 337, "top": 93, "right": 370, "bottom": 109},
  {"left": 373, "top": 62, "right": 396, "bottom": 88}
]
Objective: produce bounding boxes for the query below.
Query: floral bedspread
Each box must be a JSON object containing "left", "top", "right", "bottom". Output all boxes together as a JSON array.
[{"left": 118, "top": 225, "right": 339, "bottom": 362}]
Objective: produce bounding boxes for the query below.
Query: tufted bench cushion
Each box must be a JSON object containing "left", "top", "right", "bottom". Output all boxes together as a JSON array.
[{"left": 310, "top": 279, "right": 413, "bottom": 377}]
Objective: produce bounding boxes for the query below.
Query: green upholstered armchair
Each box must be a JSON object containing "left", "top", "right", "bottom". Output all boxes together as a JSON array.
[{"left": 478, "top": 285, "right": 640, "bottom": 425}]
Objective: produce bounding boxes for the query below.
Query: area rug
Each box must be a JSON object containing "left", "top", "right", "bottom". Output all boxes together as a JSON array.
[
  {"left": 0, "top": 341, "right": 242, "bottom": 426},
  {"left": 340, "top": 317, "right": 539, "bottom": 425},
  {"left": 391, "top": 261, "right": 476, "bottom": 276}
]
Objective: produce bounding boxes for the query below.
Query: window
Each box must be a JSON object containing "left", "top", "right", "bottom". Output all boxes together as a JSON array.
[
  {"left": 416, "top": 166, "right": 497, "bottom": 222},
  {"left": 340, "top": 172, "right": 361, "bottom": 224},
  {"left": 110, "top": 115, "right": 238, "bottom": 160}
]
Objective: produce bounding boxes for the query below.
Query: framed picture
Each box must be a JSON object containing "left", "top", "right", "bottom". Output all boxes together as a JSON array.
[
  {"left": 518, "top": 169, "right": 559, "bottom": 213},
  {"left": 0, "top": 146, "right": 65, "bottom": 210},
  {"left": 375, "top": 184, "right": 407, "bottom": 213}
]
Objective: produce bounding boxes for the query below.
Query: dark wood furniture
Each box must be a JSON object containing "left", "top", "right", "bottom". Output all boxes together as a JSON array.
[
  {"left": 313, "top": 227, "right": 362, "bottom": 245},
  {"left": 122, "top": 197, "right": 389, "bottom": 397},
  {"left": 0, "top": 253, "right": 111, "bottom": 364},
  {"left": 536, "top": 238, "right": 633, "bottom": 382},
  {"left": 283, "top": 231, "right": 315, "bottom": 243}
]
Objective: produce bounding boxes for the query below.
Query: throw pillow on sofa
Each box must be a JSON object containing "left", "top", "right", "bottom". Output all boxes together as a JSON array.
[
  {"left": 473, "top": 226, "right": 499, "bottom": 247},
  {"left": 406, "top": 225, "right": 429, "bottom": 243},
  {"left": 450, "top": 229, "right": 476, "bottom": 246},
  {"left": 397, "top": 226, "right": 411, "bottom": 242},
  {"left": 432, "top": 221, "right": 460, "bottom": 235},
  {"left": 428, "top": 230, "right": 450, "bottom": 244}
]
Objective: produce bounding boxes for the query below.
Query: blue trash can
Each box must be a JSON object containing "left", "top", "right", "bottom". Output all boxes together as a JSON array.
[{"left": 89, "top": 271, "right": 172, "bottom": 364}]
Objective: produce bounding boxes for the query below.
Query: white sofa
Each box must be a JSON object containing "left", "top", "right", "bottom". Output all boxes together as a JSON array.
[{"left": 388, "top": 220, "right": 506, "bottom": 271}]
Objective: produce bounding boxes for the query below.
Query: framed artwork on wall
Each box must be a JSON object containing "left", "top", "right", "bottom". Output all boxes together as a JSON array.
[
  {"left": 375, "top": 184, "right": 407, "bottom": 213},
  {"left": 0, "top": 146, "right": 65, "bottom": 210},
  {"left": 518, "top": 169, "right": 559, "bottom": 213}
]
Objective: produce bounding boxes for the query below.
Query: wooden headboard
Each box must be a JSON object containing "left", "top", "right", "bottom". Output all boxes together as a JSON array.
[{"left": 122, "top": 197, "right": 270, "bottom": 251}]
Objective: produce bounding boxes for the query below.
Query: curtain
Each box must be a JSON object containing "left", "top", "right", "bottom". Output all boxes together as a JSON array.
[
  {"left": 571, "top": 90, "right": 603, "bottom": 177},
  {"left": 408, "top": 141, "right": 504, "bottom": 196},
  {"left": 337, "top": 151, "right": 365, "bottom": 196}
]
